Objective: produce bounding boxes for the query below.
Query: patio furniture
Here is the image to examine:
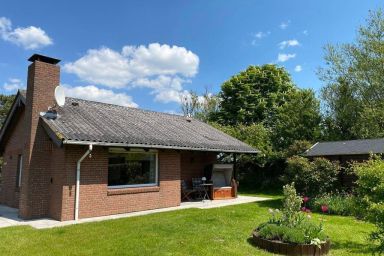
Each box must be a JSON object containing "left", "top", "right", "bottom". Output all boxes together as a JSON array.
[
  {"left": 211, "top": 164, "right": 237, "bottom": 199},
  {"left": 192, "top": 178, "right": 206, "bottom": 200},
  {"left": 201, "top": 183, "right": 213, "bottom": 200},
  {"left": 181, "top": 180, "right": 195, "bottom": 201}
]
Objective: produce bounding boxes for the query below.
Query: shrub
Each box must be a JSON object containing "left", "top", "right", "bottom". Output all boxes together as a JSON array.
[
  {"left": 353, "top": 157, "right": 384, "bottom": 253},
  {"left": 312, "top": 158, "right": 340, "bottom": 194},
  {"left": 282, "top": 156, "right": 340, "bottom": 196},
  {"left": 282, "top": 156, "right": 316, "bottom": 195},
  {"left": 309, "top": 193, "right": 357, "bottom": 216}
]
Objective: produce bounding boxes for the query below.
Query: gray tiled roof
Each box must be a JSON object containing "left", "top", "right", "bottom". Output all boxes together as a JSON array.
[
  {"left": 305, "top": 138, "right": 384, "bottom": 156},
  {"left": 41, "top": 97, "right": 259, "bottom": 153}
]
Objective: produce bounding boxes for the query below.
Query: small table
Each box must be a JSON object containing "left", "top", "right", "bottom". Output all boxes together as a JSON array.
[{"left": 200, "top": 183, "right": 213, "bottom": 200}]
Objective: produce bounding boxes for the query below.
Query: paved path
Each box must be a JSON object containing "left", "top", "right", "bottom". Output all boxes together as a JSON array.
[{"left": 0, "top": 195, "right": 269, "bottom": 229}]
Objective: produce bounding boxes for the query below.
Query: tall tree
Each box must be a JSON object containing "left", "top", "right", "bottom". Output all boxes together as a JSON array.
[
  {"left": 272, "top": 89, "right": 321, "bottom": 149},
  {"left": 0, "top": 94, "right": 15, "bottom": 126},
  {"left": 217, "top": 65, "right": 295, "bottom": 126},
  {"left": 179, "top": 90, "right": 220, "bottom": 122},
  {"left": 319, "top": 9, "right": 384, "bottom": 139},
  {"left": 321, "top": 78, "right": 361, "bottom": 140}
]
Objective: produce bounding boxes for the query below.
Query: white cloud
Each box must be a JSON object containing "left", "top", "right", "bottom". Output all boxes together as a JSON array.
[
  {"left": 154, "top": 89, "right": 187, "bottom": 103},
  {"left": 277, "top": 53, "right": 296, "bottom": 62},
  {"left": 294, "top": 65, "right": 302, "bottom": 72},
  {"left": 254, "top": 31, "right": 267, "bottom": 39},
  {"left": 163, "top": 110, "right": 182, "bottom": 115},
  {"left": 63, "top": 85, "right": 138, "bottom": 108},
  {"left": 279, "top": 20, "right": 291, "bottom": 30},
  {"left": 0, "top": 17, "right": 52, "bottom": 50},
  {"left": 278, "top": 39, "right": 300, "bottom": 49},
  {"left": 64, "top": 43, "right": 199, "bottom": 104},
  {"left": 251, "top": 31, "right": 270, "bottom": 45},
  {"left": 3, "top": 78, "right": 24, "bottom": 91}
]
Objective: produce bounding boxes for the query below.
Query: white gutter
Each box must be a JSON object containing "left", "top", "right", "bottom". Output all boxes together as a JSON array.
[
  {"left": 62, "top": 140, "right": 260, "bottom": 154},
  {"left": 75, "top": 144, "right": 93, "bottom": 221}
]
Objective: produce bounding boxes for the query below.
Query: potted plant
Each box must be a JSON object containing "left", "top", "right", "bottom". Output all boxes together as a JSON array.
[{"left": 252, "top": 183, "right": 330, "bottom": 255}]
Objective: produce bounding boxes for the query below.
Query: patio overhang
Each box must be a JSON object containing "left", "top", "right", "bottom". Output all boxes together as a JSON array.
[{"left": 61, "top": 140, "right": 260, "bottom": 154}]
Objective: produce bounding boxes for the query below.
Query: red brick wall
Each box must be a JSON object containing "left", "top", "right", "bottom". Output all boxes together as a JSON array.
[
  {"left": 180, "top": 151, "right": 217, "bottom": 186},
  {"left": 19, "top": 60, "right": 60, "bottom": 219},
  {"left": 48, "top": 144, "right": 65, "bottom": 220},
  {"left": 59, "top": 146, "right": 182, "bottom": 221},
  {"left": 0, "top": 109, "right": 25, "bottom": 208}
]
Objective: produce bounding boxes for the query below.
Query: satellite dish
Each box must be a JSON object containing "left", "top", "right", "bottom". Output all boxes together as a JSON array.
[{"left": 54, "top": 86, "right": 66, "bottom": 107}]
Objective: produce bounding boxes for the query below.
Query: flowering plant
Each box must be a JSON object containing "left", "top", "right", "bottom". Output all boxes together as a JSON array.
[{"left": 321, "top": 205, "right": 329, "bottom": 213}]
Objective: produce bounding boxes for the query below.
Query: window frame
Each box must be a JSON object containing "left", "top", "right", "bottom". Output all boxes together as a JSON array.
[
  {"left": 107, "top": 148, "right": 159, "bottom": 189},
  {"left": 16, "top": 154, "right": 23, "bottom": 188}
]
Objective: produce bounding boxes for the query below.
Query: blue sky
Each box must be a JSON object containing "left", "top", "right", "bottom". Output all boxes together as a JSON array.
[{"left": 0, "top": 0, "right": 383, "bottom": 113}]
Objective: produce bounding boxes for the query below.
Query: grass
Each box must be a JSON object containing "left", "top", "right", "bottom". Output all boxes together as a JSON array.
[{"left": 0, "top": 198, "right": 375, "bottom": 255}]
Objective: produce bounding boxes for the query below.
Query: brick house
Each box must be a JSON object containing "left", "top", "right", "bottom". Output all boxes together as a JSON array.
[{"left": 0, "top": 54, "right": 258, "bottom": 221}]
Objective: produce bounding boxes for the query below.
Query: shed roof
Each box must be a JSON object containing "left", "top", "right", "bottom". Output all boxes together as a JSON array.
[
  {"left": 304, "top": 138, "right": 384, "bottom": 157},
  {"left": 37, "top": 96, "right": 258, "bottom": 153}
]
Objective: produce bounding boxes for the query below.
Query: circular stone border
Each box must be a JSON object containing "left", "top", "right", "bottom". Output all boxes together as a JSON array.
[{"left": 252, "top": 230, "right": 330, "bottom": 256}]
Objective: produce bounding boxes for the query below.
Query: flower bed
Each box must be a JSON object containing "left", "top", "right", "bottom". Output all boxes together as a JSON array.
[
  {"left": 252, "top": 183, "right": 330, "bottom": 255},
  {"left": 252, "top": 230, "right": 330, "bottom": 256}
]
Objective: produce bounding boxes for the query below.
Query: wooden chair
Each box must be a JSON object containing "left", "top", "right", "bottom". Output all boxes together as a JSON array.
[
  {"left": 181, "top": 180, "right": 195, "bottom": 201},
  {"left": 192, "top": 178, "right": 205, "bottom": 200}
]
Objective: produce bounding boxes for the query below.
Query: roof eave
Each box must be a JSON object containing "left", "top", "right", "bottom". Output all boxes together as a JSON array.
[
  {"left": 305, "top": 151, "right": 380, "bottom": 157},
  {"left": 62, "top": 140, "right": 260, "bottom": 154},
  {"left": 0, "top": 91, "right": 25, "bottom": 152},
  {"left": 40, "top": 119, "right": 65, "bottom": 148}
]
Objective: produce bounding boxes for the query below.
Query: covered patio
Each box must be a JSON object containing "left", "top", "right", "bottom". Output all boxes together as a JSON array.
[{"left": 180, "top": 151, "right": 243, "bottom": 201}]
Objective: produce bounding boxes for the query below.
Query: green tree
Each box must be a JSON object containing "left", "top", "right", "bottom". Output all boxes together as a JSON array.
[
  {"left": 217, "top": 65, "right": 295, "bottom": 126},
  {"left": 272, "top": 89, "right": 321, "bottom": 149},
  {"left": 319, "top": 9, "right": 384, "bottom": 139},
  {"left": 321, "top": 78, "right": 361, "bottom": 140},
  {"left": 284, "top": 140, "right": 313, "bottom": 158},
  {"left": 0, "top": 94, "right": 15, "bottom": 126},
  {"left": 180, "top": 90, "right": 220, "bottom": 122}
]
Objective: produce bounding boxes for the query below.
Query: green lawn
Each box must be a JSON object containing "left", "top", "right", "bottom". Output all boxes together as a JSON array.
[{"left": 0, "top": 198, "right": 375, "bottom": 255}]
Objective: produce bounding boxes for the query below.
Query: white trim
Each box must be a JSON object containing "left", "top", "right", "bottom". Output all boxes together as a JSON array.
[
  {"left": 63, "top": 140, "right": 259, "bottom": 154},
  {"left": 303, "top": 142, "right": 319, "bottom": 155},
  {"left": 17, "top": 155, "right": 23, "bottom": 187},
  {"left": 107, "top": 149, "right": 159, "bottom": 188},
  {"left": 107, "top": 183, "right": 158, "bottom": 189}
]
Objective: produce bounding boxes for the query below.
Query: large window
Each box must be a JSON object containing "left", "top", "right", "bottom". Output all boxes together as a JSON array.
[{"left": 108, "top": 148, "right": 158, "bottom": 188}]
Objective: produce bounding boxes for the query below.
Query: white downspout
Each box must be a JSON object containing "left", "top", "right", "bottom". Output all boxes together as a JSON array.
[{"left": 75, "top": 144, "right": 93, "bottom": 221}]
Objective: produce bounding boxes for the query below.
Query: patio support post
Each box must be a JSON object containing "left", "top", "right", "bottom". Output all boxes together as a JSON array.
[{"left": 233, "top": 153, "right": 237, "bottom": 180}]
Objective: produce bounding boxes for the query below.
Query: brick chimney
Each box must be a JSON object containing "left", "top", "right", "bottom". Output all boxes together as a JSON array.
[{"left": 19, "top": 54, "right": 61, "bottom": 219}]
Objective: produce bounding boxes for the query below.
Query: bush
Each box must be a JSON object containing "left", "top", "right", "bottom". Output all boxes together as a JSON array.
[
  {"left": 308, "top": 193, "right": 357, "bottom": 216},
  {"left": 256, "top": 183, "right": 327, "bottom": 245},
  {"left": 353, "top": 157, "right": 384, "bottom": 253},
  {"left": 282, "top": 156, "right": 340, "bottom": 196}
]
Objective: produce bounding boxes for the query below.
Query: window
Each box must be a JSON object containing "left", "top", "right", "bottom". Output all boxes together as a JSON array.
[
  {"left": 108, "top": 148, "right": 158, "bottom": 188},
  {"left": 16, "top": 154, "right": 22, "bottom": 188}
]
